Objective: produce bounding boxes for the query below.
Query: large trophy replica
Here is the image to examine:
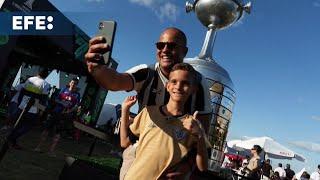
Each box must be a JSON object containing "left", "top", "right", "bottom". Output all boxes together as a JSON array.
[{"left": 184, "top": 0, "right": 251, "bottom": 172}]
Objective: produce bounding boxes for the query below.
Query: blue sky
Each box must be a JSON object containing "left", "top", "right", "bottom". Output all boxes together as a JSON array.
[{"left": 47, "top": 0, "right": 320, "bottom": 172}]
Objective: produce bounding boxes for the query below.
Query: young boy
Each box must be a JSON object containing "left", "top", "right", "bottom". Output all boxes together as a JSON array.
[
  {"left": 34, "top": 78, "right": 80, "bottom": 156},
  {"left": 120, "top": 63, "right": 208, "bottom": 180}
]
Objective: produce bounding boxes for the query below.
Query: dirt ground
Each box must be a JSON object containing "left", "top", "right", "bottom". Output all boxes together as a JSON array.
[{"left": 0, "top": 125, "right": 119, "bottom": 180}]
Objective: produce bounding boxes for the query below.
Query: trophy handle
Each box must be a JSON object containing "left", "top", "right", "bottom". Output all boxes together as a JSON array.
[{"left": 236, "top": 1, "right": 252, "bottom": 21}]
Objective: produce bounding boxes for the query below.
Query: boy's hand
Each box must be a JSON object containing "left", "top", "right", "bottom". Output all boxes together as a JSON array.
[
  {"left": 183, "top": 111, "right": 203, "bottom": 138},
  {"left": 122, "top": 96, "right": 137, "bottom": 110}
]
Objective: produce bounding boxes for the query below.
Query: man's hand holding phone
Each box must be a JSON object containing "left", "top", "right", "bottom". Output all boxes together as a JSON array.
[
  {"left": 85, "top": 36, "right": 110, "bottom": 73},
  {"left": 85, "top": 21, "right": 116, "bottom": 74}
]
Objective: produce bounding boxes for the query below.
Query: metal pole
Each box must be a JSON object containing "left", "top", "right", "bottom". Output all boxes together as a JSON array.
[{"left": 198, "top": 25, "right": 217, "bottom": 61}]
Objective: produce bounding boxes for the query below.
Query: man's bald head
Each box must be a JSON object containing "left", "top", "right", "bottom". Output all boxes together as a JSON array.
[{"left": 160, "top": 27, "right": 187, "bottom": 47}]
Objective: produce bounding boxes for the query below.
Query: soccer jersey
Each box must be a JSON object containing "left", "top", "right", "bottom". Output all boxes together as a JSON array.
[
  {"left": 53, "top": 87, "right": 80, "bottom": 113},
  {"left": 124, "top": 106, "right": 197, "bottom": 180},
  {"left": 126, "top": 63, "right": 212, "bottom": 114}
]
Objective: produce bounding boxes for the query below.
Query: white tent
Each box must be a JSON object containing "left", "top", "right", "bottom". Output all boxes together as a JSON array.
[
  {"left": 228, "top": 136, "right": 305, "bottom": 162},
  {"left": 294, "top": 167, "right": 306, "bottom": 179}
]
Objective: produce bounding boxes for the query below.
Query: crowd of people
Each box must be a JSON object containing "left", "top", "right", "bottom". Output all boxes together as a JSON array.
[
  {"left": 223, "top": 144, "right": 319, "bottom": 180},
  {"left": 0, "top": 69, "right": 81, "bottom": 157}
]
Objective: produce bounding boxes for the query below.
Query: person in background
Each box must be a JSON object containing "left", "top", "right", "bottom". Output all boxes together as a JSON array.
[
  {"left": 0, "top": 81, "right": 25, "bottom": 132},
  {"left": 8, "top": 69, "right": 51, "bottom": 150},
  {"left": 34, "top": 78, "right": 80, "bottom": 157},
  {"left": 274, "top": 163, "right": 286, "bottom": 180},
  {"left": 244, "top": 145, "right": 263, "bottom": 179},
  {"left": 272, "top": 172, "right": 282, "bottom": 180},
  {"left": 238, "top": 159, "right": 249, "bottom": 177},
  {"left": 310, "top": 165, "right": 320, "bottom": 180},
  {"left": 285, "top": 164, "right": 295, "bottom": 180},
  {"left": 261, "top": 159, "right": 273, "bottom": 180},
  {"left": 301, "top": 171, "right": 311, "bottom": 180}
]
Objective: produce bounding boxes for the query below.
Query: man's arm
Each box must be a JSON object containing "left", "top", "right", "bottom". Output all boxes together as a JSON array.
[
  {"left": 91, "top": 66, "right": 133, "bottom": 91},
  {"left": 85, "top": 36, "right": 133, "bottom": 91}
]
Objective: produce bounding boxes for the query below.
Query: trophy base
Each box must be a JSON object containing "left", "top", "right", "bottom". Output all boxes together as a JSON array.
[{"left": 208, "top": 148, "right": 224, "bottom": 172}]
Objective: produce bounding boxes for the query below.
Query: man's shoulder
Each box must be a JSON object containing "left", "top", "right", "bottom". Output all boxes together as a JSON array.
[
  {"left": 126, "top": 64, "right": 150, "bottom": 73},
  {"left": 126, "top": 64, "right": 157, "bottom": 85}
]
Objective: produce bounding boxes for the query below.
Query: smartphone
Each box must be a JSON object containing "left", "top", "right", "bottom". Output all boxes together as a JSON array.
[{"left": 96, "top": 21, "right": 117, "bottom": 65}]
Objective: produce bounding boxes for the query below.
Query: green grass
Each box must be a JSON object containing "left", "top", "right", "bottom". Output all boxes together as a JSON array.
[
  {"left": 73, "top": 155, "right": 121, "bottom": 175},
  {"left": 0, "top": 124, "right": 121, "bottom": 180}
]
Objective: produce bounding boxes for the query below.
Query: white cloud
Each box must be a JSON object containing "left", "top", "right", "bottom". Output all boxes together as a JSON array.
[
  {"left": 311, "top": 115, "right": 320, "bottom": 121},
  {"left": 157, "top": 2, "right": 178, "bottom": 22},
  {"left": 129, "top": 0, "right": 154, "bottom": 6},
  {"left": 289, "top": 141, "right": 320, "bottom": 153},
  {"left": 128, "top": 0, "right": 179, "bottom": 22},
  {"left": 313, "top": 0, "right": 320, "bottom": 7}
]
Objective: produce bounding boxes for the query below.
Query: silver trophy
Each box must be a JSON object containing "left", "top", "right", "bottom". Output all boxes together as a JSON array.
[{"left": 184, "top": 0, "right": 251, "bottom": 172}]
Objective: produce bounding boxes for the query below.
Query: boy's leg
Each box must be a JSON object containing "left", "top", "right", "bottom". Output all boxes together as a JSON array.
[
  {"left": 34, "top": 129, "right": 49, "bottom": 152},
  {"left": 48, "top": 133, "right": 60, "bottom": 156},
  {"left": 1, "top": 102, "right": 19, "bottom": 130},
  {"left": 8, "top": 112, "right": 37, "bottom": 148},
  {"left": 8, "top": 102, "right": 19, "bottom": 125},
  {"left": 48, "top": 112, "right": 63, "bottom": 156},
  {"left": 34, "top": 113, "right": 57, "bottom": 151}
]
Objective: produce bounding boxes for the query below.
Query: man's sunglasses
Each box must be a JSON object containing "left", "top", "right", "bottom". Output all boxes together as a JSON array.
[{"left": 155, "top": 42, "right": 184, "bottom": 50}]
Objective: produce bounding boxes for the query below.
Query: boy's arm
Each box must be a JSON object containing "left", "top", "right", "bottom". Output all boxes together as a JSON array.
[
  {"left": 69, "top": 93, "right": 81, "bottom": 112},
  {"left": 183, "top": 112, "right": 209, "bottom": 171},
  {"left": 120, "top": 105, "right": 132, "bottom": 148},
  {"left": 195, "top": 131, "right": 208, "bottom": 171},
  {"left": 54, "top": 89, "right": 64, "bottom": 105},
  {"left": 120, "top": 96, "right": 138, "bottom": 148}
]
